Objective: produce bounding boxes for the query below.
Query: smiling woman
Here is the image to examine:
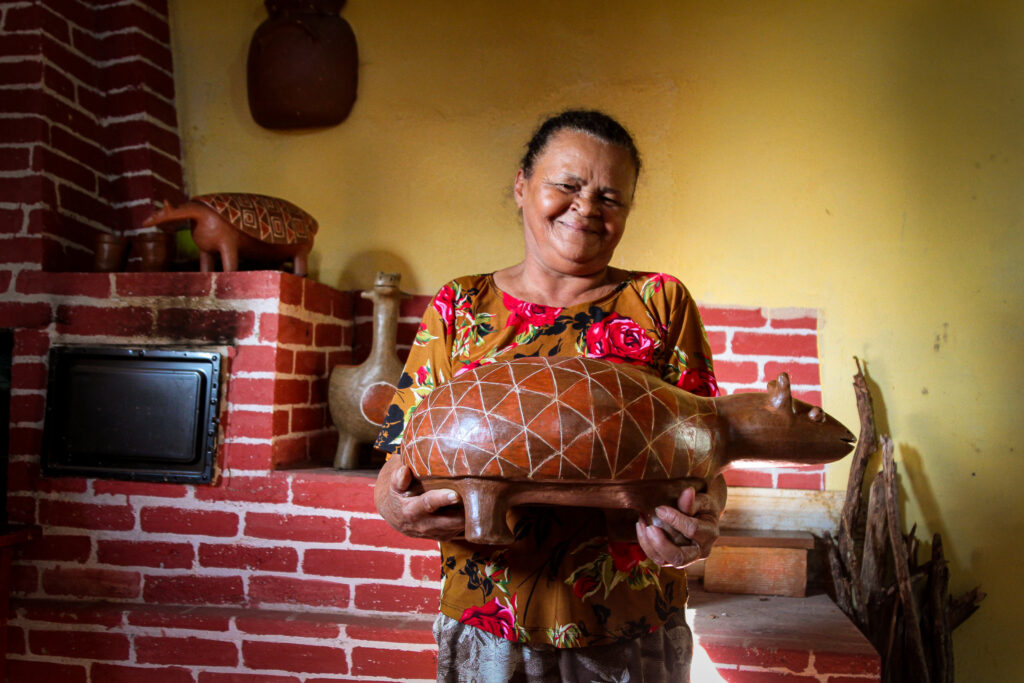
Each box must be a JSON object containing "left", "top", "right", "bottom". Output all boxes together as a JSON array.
[
  {"left": 510, "top": 130, "right": 636, "bottom": 289},
  {"left": 373, "top": 110, "right": 725, "bottom": 682}
]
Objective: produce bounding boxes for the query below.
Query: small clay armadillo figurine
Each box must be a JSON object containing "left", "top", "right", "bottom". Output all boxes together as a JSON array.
[
  {"left": 142, "top": 193, "right": 318, "bottom": 276},
  {"left": 329, "top": 272, "right": 406, "bottom": 469},
  {"left": 403, "top": 356, "right": 855, "bottom": 545}
]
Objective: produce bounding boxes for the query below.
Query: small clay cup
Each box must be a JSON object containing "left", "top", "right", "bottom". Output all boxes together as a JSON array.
[
  {"left": 134, "top": 232, "right": 169, "bottom": 272},
  {"left": 94, "top": 233, "right": 127, "bottom": 272}
]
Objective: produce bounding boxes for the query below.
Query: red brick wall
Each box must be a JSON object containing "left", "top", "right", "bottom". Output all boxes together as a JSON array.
[{"left": 0, "top": 0, "right": 186, "bottom": 272}]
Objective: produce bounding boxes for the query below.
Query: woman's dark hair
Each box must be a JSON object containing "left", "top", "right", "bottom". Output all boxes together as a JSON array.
[{"left": 520, "top": 109, "right": 641, "bottom": 179}]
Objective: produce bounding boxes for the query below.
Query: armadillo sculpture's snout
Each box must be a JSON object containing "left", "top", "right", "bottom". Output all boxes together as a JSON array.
[{"left": 403, "top": 356, "right": 854, "bottom": 545}]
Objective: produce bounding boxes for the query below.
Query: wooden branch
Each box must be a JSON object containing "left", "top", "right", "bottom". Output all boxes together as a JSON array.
[
  {"left": 906, "top": 524, "right": 919, "bottom": 574},
  {"left": 926, "top": 534, "right": 954, "bottom": 683},
  {"left": 828, "top": 357, "right": 985, "bottom": 682},
  {"left": 827, "top": 533, "right": 856, "bottom": 620},
  {"left": 881, "top": 436, "right": 930, "bottom": 683},
  {"left": 837, "top": 357, "right": 878, "bottom": 613},
  {"left": 884, "top": 596, "right": 900, "bottom": 683},
  {"left": 859, "top": 473, "right": 889, "bottom": 608},
  {"left": 949, "top": 587, "right": 986, "bottom": 630},
  {"left": 840, "top": 359, "right": 878, "bottom": 548}
]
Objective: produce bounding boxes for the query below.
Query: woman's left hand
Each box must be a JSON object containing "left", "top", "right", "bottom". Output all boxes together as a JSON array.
[{"left": 635, "top": 474, "right": 727, "bottom": 568}]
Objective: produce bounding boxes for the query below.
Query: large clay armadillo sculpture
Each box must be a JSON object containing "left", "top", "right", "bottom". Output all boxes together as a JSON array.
[
  {"left": 403, "top": 356, "right": 855, "bottom": 545},
  {"left": 142, "top": 193, "right": 318, "bottom": 276}
]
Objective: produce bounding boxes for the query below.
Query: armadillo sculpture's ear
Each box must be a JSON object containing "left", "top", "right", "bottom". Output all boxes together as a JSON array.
[{"left": 769, "top": 372, "right": 793, "bottom": 412}]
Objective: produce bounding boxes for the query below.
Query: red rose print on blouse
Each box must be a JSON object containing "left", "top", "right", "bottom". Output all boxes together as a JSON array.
[
  {"left": 660, "top": 273, "right": 682, "bottom": 286},
  {"left": 502, "top": 292, "right": 562, "bottom": 333},
  {"left": 460, "top": 596, "right": 518, "bottom": 641},
  {"left": 639, "top": 272, "right": 683, "bottom": 301},
  {"left": 645, "top": 274, "right": 665, "bottom": 296},
  {"left": 607, "top": 540, "right": 647, "bottom": 573},
  {"left": 572, "top": 573, "right": 599, "bottom": 599},
  {"left": 585, "top": 314, "right": 655, "bottom": 364},
  {"left": 432, "top": 285, "right": 456, "bottom": 333},
  {"left": 678, "top": 367, "right": 721, "bottom": 398}
]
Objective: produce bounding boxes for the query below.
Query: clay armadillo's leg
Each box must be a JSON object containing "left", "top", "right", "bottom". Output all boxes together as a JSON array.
[
  {"left": 219, "top": 244, "right": 239, "bottom": 273},
  {"left": 334, "top": 431, "right": 359, "bottom": 470},
  {"left": 199, "top": 250, "right": 216, "bottom": 273},
  {"left": 459, "top": 479, "right": 514, "bottom": 545},
  {"left": 292, "top": 250, "right": 308, "bottom": 277}
]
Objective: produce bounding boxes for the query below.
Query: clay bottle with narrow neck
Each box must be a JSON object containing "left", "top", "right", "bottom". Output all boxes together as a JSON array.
[{"left": 328, "top": 272, "right": 405, "bottom": 469}]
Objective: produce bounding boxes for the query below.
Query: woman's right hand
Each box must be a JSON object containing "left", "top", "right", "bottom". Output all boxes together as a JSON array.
[{"left": 374, "top": 452, "right": 466, "bottom": 541}]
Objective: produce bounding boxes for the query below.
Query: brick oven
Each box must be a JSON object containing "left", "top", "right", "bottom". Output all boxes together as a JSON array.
[
  {"left": 2, "top": 270, "right": 452, "bottom": 680},
  {"left": 0, "top": 1, "right": 878, "bottom": 681}
]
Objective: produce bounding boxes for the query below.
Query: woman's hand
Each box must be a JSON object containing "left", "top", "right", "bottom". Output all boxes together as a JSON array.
[
  {"left": 635, "top": 474, "right": 727, "bottom": 568},
  {"left": 374, "top": 452, "right": 466, "bottom": 541}
]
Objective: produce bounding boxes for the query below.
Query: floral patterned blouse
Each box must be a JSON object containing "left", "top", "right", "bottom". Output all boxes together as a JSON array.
[{"left": 374, "top": 271, "right": 719, "bottom": 648}]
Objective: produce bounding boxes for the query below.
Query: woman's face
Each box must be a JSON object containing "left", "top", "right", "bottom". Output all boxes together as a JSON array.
[{"left": 514, "top": 130, "right": 637, "bottom": 278}]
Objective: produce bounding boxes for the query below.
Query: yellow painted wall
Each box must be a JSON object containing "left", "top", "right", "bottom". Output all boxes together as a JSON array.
[{"left": 169, "top": 1, "right": 1023, "bottom": 677}]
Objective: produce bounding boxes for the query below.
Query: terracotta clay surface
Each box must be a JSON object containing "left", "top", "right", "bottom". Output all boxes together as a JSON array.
[
  {"left": 404, "top": 356, "right": 854, "bottom": 544},
  {"left": 329, "top": 272, "right": 405, "bottom": 469},
  {"left": 142, "top": 193, "right": 318, "bottom": 276}
]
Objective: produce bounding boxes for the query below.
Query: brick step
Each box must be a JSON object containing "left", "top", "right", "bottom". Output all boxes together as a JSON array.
[
  {"left": 7, "top": 598, "right": 437, "bottom": 682},
  {"left": 700, "top": 528, "right": 816, "bottom": 598},
  {"left": 716, "top": 528, "right": 815, "bottom": 549}
]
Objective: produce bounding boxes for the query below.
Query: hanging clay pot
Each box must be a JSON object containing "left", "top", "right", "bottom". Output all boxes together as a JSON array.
[
  {"left": 329, "top": 272, "right": 405, "bottom": 469},
  {"left": 134, "top": 232, "right": 170, "bottom": 272},
  {"left": 247, "top": 0, "right": 358, "bottom": 129},
  {"left": 94, "top": 233, "right": 126, "bottom": 272}
]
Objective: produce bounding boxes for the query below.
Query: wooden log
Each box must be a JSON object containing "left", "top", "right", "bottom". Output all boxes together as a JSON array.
[
  {"left": 869, "top": 589, "right": 899, "bottom": 678},
  {"left": 926, "top": 534, "right": 953, "bottom": 683},
  {"left": 838, "top": 358, "right": 878, "bottom": 613},
  {"left": 884, "top": 596, "right": 900, "bottom": 683},
  {"left": 826, "top": 358, "right": 984, "bottom": 682},
  {"left": 881, "top": 436, "right": 930, "bottom": 683},
  {"left": 840, "top": 358, "right": 879, "bottom": 544},
  {"left": 858, "top": 472, "right": 889, "bottom": 634},
  {"left": 906, "top": 524, "right": 919, "bottom": 574},
  {"left": 859, "top": 473, "right": 889, "bottom": 600},
  {"left": 827, "top": 535, "right": 855, "bottom": 618}
]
